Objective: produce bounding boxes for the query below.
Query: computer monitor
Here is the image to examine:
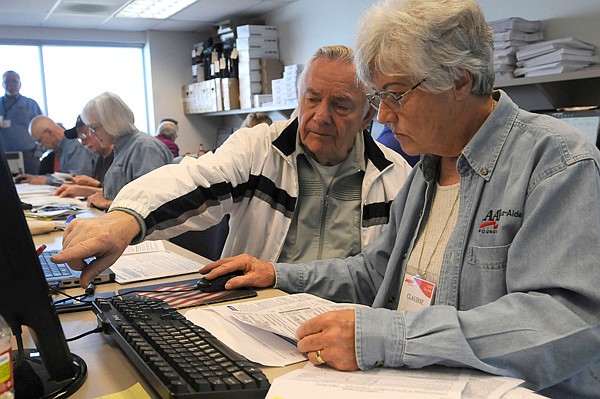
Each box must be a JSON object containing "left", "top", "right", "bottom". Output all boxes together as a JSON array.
[
  {"left": 0, "top": 143, "right": 87, "bottom": 397},
  {"left": 541, "top": 108, "right": 600, "bottom": 149},
  {"left": 5, "top": 151, "right": 24, "bottom": 176}
]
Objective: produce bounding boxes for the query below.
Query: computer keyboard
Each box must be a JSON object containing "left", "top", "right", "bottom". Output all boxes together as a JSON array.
[
  {"left": 39, "top": 250, "right": 74, "bottom": 277},
  {"left": 93, "top": 296, "right": 270, "bottom": 399}
]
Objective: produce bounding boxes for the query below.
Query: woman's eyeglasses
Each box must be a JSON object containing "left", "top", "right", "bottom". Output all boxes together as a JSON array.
[
  {"left": 366, "top": 79, "right": 426, "bottom": 111},
  {"left": 87, "top": 124, "right": 103, "bottom": 134}
]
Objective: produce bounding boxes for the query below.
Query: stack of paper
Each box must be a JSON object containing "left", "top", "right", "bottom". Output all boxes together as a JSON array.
[
  {"left": 514, "top": 37, "right": 599, "bottom": 77},
  {"left": 488, "top": 17, "right": 544, "bottom": 81}
]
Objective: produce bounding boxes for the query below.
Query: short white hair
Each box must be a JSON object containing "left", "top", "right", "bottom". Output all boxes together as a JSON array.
[
  {"left": 355, "top": 0, "right": 494, "bottom": 95},
  {"left": 81, "top": 92, "right": 136, "bottom": 137}
]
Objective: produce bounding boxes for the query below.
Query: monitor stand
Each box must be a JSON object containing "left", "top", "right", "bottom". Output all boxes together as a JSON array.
[{"left": 13, "top": 349, "right": 87, "bottom": 399}]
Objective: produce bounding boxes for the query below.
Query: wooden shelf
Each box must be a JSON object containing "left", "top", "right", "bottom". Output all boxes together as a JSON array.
[
  {"left": 494, "top": 67, "right": 600, "bottom": 111},
  {"left": 190, "top": 104, "right": 297, "bottom": 117}
]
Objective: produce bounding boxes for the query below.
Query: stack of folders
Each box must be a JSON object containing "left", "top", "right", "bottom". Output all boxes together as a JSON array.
[
  {"left": 514, "top": 37, "right": 600, "bottom": 78},
  {"left": 488, "top": 17, "right": 544, "bottom": 81}
]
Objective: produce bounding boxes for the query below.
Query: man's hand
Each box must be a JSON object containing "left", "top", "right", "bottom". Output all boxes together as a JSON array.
[
  {"left": 296, "top": 309, "right": 359, "bottom": 371},
  {"left": 198, "top": 254, "right": 276, "bottom": 290},
  {"left": 50, "top": 211, "right": 141, "bottom": 287},
  {"left": 16, "top": 174, "right": 46, "bottom": 185},
  {"left": 54, "top": 183, "right": 101, "bottom": 198},
  {"left": 87, "top": 192, "right": 112, "bottom": 210},
  {"left": 71, "top": 175, "right": 101, "bottom": 187}
]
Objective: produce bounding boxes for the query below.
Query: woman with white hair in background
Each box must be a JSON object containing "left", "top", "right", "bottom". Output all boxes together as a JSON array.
[
  {"left": 81, "top": 92, "right": 173, "bottom": 210},
  {"left": 154, "top": 119, "right": 179, "bottom": 158}
]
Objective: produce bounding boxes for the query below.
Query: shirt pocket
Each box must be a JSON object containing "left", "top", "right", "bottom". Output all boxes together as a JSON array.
[{"left": 460, "top": 244, "right": 509, "bottom": 309}]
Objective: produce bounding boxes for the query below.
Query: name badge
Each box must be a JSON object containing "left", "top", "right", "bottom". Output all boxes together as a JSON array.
[{"left": 398, "top": 273, "right": 435, "bottom": 312}]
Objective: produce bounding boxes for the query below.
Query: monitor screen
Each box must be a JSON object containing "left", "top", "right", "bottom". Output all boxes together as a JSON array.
[
  {"left": 542, "top": 108, "right": 600, "bottom": 148},
  {"left": 0, "top": 143, "right": 86, "bottom": 397}
]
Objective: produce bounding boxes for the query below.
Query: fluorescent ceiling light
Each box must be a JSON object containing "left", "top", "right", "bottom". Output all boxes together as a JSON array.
[{"left": 117, "top": 0, "right": 197, "bottom": 19}]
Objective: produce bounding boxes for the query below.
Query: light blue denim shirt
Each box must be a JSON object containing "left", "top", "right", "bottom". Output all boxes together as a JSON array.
[
  {"left": 103, "top": 129, "right": 173, "bottom": 200},
  {"left": 274, "top": 91, "right": 600, "bottom": 398}
]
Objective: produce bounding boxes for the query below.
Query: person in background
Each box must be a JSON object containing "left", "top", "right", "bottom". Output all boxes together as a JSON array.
[
  {"left": 240, "top": 112, "right": 272, "bottom": 128},
  {"left": 375, "top": 125, "right": 420, "bottom": 167},
  {"left": 16, "top": 115, "right": 95, "bottom": 185},
  {"left": 54, "top": 115, "right": 114, "bottom": 198},
  {"left": 193, "top": 0, "right": 598, "bottom": 397},
  {"left": 159, "top": 117, "right": 178, "bottom": 127},
  {"left": 0, "top": 70, "right": 43, "bottom": 174},
  {"left": 154, "top": 119, "right": 179, "bottom": 158},
  {"left": 52, "top": 44, "right": 412, "bottom": 287},
  {"left": 80, "top": 92, "right": 173, "bottom": 210}
]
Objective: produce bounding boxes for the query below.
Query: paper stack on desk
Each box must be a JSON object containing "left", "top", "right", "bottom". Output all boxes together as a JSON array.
[
  {"left": 185, "top": 293, "right": 364, "bottom": 367},
  {"left": 266, "top": 363, "right": 536, "bottom": 399},
  {"left": 111, "top": 240, "right": 209, "bottom": 284}
]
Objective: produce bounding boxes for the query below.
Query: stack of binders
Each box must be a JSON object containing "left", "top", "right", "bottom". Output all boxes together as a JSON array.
[
  {"left": 488, "top": 17, "right": 544, "bottom": 81},
  {"left": 514, "top": 37, "right": 600, "bottom": 78}
]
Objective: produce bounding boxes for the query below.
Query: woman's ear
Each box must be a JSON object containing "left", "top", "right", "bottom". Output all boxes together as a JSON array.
[{"left": 453, "top": 71, "right": 473, "bottom": 101}]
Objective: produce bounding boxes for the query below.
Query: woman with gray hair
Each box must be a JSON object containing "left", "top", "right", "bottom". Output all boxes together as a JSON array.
[
  {"left": 154, "top": 120, "right": 179, "bottom": 158},
  {"left": 81, "top": 92, "right": 173, "bottom": 209},
  {"left": 194, "top": 0, "right": 600, "bottom": 397}
]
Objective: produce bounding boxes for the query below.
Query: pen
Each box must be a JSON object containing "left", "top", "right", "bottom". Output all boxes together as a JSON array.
[
  {"left": 66, "top": 214, "right": 77, "bottom": 224},
  {"left": 25, "top": 214, "right": 52, "bottom": 221},
  {"left": 36, "top": 244, "right": 47, "bottom": 256}
]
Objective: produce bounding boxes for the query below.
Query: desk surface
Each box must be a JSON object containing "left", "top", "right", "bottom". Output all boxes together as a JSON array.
[{"left": 30, "top": 230, "right": 305, "bottom": 398}]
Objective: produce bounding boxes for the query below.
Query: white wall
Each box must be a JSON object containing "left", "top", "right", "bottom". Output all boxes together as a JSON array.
[
  {"left": 3, "top": 0, "right": 600, "bottom": 154},
  {"left": 144, "top": 30, "right": 218, "bottom": 154},
  {"left": 267, "top": 0, "right": 600, "bottom": 66}
]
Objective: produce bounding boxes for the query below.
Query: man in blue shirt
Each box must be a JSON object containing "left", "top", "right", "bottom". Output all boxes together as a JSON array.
[
  {"left": 16, "top": 115, "right": 96, "bottom": 185},
  {"left": 0, "top": 70, "right": 43, "bottom": 174}
]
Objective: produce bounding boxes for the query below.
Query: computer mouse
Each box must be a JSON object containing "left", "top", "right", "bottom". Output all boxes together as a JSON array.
[
  {"left": 195, "top": 270, "right": 244, "bottom": 292},
  {"left": 14, "top": 176, "right": 27, "bottom": 184}
]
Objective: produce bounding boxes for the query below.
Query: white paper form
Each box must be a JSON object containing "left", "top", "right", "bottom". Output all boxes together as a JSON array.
[
  {"left": 460, "top": 369, "right": 525, "bottom": 399},
  {"left": 266, "top": 363, "right": 469, "bottom": 399},
  {"left": 111, "top": 250, "right": 205, "bottom": 284},
  {"left": 185, "top": 307, "right": 306, "bottom": 367},
  {"left": 16, "top": 183, "right": 56, "bottom": 198},
  {"left": 221, "top": 293, "right": 365, "bottom": 340},
  {"left": 184, "top": 294, "right": 361, "bottom": 367},
  {"left": 123, "top": 240, "right": 166, "bottom": 254}
]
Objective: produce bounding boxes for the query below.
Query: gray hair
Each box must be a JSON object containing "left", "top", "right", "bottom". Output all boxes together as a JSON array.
[
  {"left": 355, "top": 0, "right": 494, "bottom": 95},
  {"left": 81, "top": 92, "right": 136, "bottom": 137},
  {"left": 155, "top": 121, "right": 178, "bottom": 139},
  {"left": 297, "top": 45, "right": 360, "bottom": 97},
  {"left": 297, "top": 45, "right": 370, "bottom": 114}
]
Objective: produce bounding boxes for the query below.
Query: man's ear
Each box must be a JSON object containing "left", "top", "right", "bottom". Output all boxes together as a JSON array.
[
  {"left": 361, "top": 106, "right": 377, "bottom": 130},
  {"left": 453, "top": 71, "right": 473, "bottom": 101}
]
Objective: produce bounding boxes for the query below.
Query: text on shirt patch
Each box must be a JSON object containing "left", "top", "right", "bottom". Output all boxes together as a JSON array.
[{"left": 479, "top": 209, "right": 523, "bottom": 234}]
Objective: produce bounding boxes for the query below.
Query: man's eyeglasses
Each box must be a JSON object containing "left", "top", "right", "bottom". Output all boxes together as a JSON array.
[
  {"left": 88, "top": 124, "right": 103, "bottom": 134},
  {"left": 366, "top": 79, "right": 426, "bottom": 111}
]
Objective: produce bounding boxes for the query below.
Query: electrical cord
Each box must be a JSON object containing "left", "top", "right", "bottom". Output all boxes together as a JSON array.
[
  {"left": 66, "top": 327, "right": 104, "bottom": 342},
  {"left": 50, "top": 283, "right": 96, "bottom": 305}
]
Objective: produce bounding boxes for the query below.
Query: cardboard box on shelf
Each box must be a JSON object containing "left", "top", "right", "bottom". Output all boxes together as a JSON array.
[
  {"left": 253, "top": 94, "right": 273, "bottom": 108},
  {"left": 260, "top": 58, "right": 284, "bottom": 94},
  {"left": 238, "top": 70, "right": 262, "bottom": 82},
  {"left": 236, "top": 25, "right": 279, "bottom": 39},
  {"left": 221, "top": 78, "right": 240, "bottom": 111},
  {"left": 236, "top": 37, "right": 279, "bottom": 51},
  {"left": 238, "top": 48, "right": 280, "bottom": 62}
]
